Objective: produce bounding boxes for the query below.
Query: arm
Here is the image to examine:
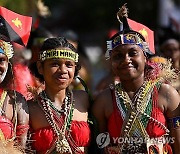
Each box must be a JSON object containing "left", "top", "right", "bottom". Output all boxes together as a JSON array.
[
  {"left": 16, "top": 92, "right": 29, "bottom": 149},
  {"left": 159, "top": 84, "right": 180, "bottom": 153},
  {"left": 92, "top": 89, "right": 111, "bottom": 133}
]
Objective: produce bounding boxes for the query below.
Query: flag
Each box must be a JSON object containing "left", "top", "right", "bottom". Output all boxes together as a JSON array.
[
  {"left": 0, "top": 6, "right": 32, "bottom": 47},
  {"left": 127, "top": 18, "right": 155, "bottom": 54}
]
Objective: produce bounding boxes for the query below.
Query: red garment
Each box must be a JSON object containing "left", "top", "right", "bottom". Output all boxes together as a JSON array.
[
  {"left": 0, "top": 116, "right": 29, "bottom": 139},
  {"left": 31, "top": 120, "right": 91, "bottom": 153},
  {"left": 0, "top": 116, "right": 14, "bottom": 139},
  {"left": 108, "top": 87, "right": 167, "bottom": 139}
]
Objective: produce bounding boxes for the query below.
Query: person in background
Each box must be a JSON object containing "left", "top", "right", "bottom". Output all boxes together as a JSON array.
[
  {"left": 93, "top": 4, "right": 180, "bottom": 154},
  {"left": 160, "top": 38, "right": 180, "bottom": 71},
  {"left": 28, "top": 37, "right": 91, "bottom": 153},
  {"left": 160, "top": 38, "right": 180, "bottom": 94}
]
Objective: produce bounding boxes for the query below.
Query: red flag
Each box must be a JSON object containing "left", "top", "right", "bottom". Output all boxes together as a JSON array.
[
  {"left": 127, "top": 18, "right": 155, "bottom": 54},
  {"left": 0, "top": 6, "right": 32, "bottom": 46}
]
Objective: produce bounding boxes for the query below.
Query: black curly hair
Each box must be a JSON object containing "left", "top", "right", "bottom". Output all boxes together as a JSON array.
[{"left": 29, "top": 37, "right": 81, "bottom": 83}]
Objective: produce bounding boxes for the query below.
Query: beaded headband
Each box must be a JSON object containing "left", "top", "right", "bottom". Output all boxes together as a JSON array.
[
  {"left": 0, "top": 39, "right": 14, "bottom": 59},
  {"left": 39, "top": 49, "right": 79, "bottom": 62},
  {"left": 105, "top": 31, "right": 151, "bottom": 59},
  {"left": 106, "top": 32, "right": 145, "bottom": 50},
  {"left": 105, "top": 4, "right": 154, "bottom": 59}
]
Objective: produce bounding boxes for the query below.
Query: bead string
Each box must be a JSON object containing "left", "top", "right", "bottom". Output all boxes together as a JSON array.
[
  {"left": 38, "top": 91, "right": 73, "bottom": 153},
  {"left": 0, "top": 90, "right": 7, "bottom": 115},
  {"left": 114, "top": 80, "right": 169, "bottom": 153}
]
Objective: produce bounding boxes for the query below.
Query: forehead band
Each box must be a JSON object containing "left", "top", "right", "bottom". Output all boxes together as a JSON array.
[
  {"left": 105, "top": 33, "right": 149, "bottom": 59},
  {"left": 39, "top": 49, "right": 79, "bottom": 62}
]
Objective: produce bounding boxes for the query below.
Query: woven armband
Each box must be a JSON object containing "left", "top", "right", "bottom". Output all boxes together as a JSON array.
[{"left": 168, "top": 116, "right": 180, "bottom": 129}]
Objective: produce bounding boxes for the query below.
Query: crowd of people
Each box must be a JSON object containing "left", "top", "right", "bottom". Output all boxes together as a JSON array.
[{"left": 0, "top": 3, "right": 179, "bottom": 154}]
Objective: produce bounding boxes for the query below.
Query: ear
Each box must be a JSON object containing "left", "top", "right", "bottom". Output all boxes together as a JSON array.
[
  {"left": 144, "top": 56, "right": 147, "bottom": 64},
  {"left": 36, "top": 61, "right": 43, "bottom": 75}
]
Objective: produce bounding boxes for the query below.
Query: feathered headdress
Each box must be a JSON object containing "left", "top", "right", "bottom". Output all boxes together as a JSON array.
[{"left": 105, "top": 4, "right": 154, "bottom": 59}]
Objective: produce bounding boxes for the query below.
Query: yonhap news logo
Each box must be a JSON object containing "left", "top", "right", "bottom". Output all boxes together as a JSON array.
[
  {"left": 96, "top": 132, "right": 175, "bottom": 149},
  {"left": 96, "top": 132, "right": 110, "bottom": 148}
]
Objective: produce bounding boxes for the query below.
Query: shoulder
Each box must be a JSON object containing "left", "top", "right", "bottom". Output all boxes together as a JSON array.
[
  {"left": 158, "top": 83, "right": 180, "bottom": 101},
  {"left": 7, "top": 90, "right": 28, "bottom": 111},
  {"left": 93, "top": 88, "right": 112, "bottom": 112},
  {"left": 7, "top": 90, "right": 26, "bottom": 102},
  {"left": 159, "top": 83, "right": 179, "bottom": 95},
  {"left": 158, "top": 83, "right": 180, "bottom": 117},
  {"left": 73, "top": 90, "right": 89, "bottom": 108},
  {"left": 94, "top": 88, "right": 112, "bottom": 104},
  {"left": 27, "top": 98, "right": 40, "bottom": 112}
]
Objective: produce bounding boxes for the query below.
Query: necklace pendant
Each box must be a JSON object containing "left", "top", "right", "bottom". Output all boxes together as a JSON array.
[{"left": 56, "top": 137, "right": 71, "bottom": 153}]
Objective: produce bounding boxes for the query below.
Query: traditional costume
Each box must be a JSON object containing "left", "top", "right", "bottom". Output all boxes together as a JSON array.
[
  {"left": 104, "top": 4, "right": 179, "bottom": 154},
  {"left": 29, "top": 48, "right": 91, "bottom": 154},
  {"left": 30, "top": 92, "right": 91, "bottom": 154}
]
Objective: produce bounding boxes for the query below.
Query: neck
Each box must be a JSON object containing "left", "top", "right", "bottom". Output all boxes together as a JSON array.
[
  {"left": 120, "top": 74, "right": 145, "bottom": 93},
  {"left": 44, "top": 88, "right": 67, "bottom": 105}
]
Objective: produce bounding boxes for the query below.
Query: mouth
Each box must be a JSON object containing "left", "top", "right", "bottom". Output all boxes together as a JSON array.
[
  {"left": 120, "top": 64, "right": 134, "bottom": 69},
  {"left": 56, "top": 76, "right": 68, "bottom": 82}
]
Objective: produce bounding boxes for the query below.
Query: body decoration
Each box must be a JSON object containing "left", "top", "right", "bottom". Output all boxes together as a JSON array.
[
  {"left": 169, "top": 116, "right": 180, "bottom": 129},
  {"left": 39, "top": 49, "right": 79, "bottom": 62},
  {"left": 107, "top": 33, "right": 145, "bottom": 54},
  {"left": 30, "top": 91, "right": 90, "bottom": 154},
  {"left": 106, "top": 80, "right": 172, "bottom": 154}
]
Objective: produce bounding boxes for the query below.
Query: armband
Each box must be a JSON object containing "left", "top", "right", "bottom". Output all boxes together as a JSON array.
[{"left": 169, "top": 116, "right": 180, "bottom": 129}]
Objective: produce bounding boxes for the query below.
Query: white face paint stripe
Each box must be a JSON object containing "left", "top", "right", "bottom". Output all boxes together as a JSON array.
[{"left": 0, "top": 64, "right": 8, "bottom": 83}]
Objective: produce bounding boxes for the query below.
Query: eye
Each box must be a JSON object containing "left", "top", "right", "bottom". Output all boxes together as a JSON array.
[
  {"left": 65, "top": 61, "right": 75, "bottom": 68},
  {"left": 50, "top": 61, "right": 59, "bottom": 67},
  {"left": 112, "top": 53, "right": 123, "bottom": 61},
  {"left": 0, "top": 57, "right": 7, "bottom": 64},
  {"left": 128, "top": 50, "right": 139, "bottom": 57}
]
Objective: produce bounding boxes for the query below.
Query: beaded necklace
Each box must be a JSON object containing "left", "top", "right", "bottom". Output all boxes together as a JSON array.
[
  {"left": 114, "top": 80, "right": 170, "bottom": 153},
  {"left": 38, "top": 91, "right": 74, "bottom": 153},
  {"left": 0, "top": 90, "right": 7, "bottom": 115}
]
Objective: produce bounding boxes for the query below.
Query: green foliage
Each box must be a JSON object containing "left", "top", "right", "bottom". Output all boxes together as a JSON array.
[{"left": 0, "top": 0, "right": 35, "bottom": 15}]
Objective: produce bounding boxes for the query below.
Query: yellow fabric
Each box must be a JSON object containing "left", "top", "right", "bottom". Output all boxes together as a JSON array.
[{"left": 40, "top": 49, "right": 79, "bottom": 62}]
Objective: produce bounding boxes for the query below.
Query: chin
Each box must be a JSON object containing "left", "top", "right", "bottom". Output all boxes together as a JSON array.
[
  {"left": 119, "top": 73, "right": 138, "bottom": 81},
  {"left": 57, "top": 84, "right": 69, "bottom": 90}
]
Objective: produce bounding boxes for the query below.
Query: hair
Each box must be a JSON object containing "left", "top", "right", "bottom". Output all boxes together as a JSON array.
[{"left": 30, "top": 37, "right": 81, "bottom": 82}]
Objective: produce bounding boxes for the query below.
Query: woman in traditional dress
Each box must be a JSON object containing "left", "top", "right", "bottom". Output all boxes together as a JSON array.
[
  {"left": 28, "top": 37, "right": 91, "bottom": 153},
  {"left": 93, "top": 5, "right": 180, "bottom": 154},
  {"left": 0, "top": 35, "right": 29, "bottom": 151}
]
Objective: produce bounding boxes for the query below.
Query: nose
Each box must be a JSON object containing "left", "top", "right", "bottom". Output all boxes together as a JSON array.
[
  {"left": 58, "top": 64, "right": 68, "bottom": 74},
  {"left": 122, "top": 54, "right": 131, "bottom": 64}
]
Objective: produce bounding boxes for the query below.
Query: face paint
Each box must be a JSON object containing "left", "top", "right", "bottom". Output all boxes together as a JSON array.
[{"left": 0, "top": 65, "right": 8, "bottom": 83}]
